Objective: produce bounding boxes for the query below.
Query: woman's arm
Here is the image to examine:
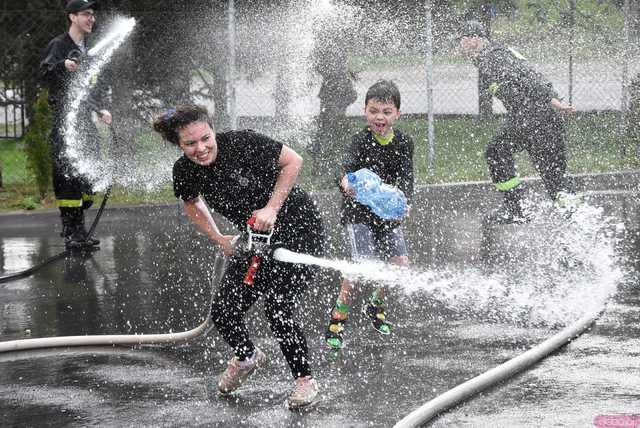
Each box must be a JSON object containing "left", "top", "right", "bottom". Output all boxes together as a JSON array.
[
  {"left": 183, "top": 196, "right": 235, "bottom": 256},
  {"left": 251, "top": 145, "right": 302, "bottom": 231}
]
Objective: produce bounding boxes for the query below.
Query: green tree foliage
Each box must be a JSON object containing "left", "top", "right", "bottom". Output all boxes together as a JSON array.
[
  {"left": 0, "top": 1, "right": 65, "bottom": 118},
  {"left": 24, "top": 89, "right": 53, "bottom": 200}
]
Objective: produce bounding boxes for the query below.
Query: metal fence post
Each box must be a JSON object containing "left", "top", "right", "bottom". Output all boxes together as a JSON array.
[
  {"left": 568, "top": 0, "right": 575, "bottom": 106},
  {"left": 227, "top": 0, "right": 237, "bottom": 130},
  {"left": 621, "top": 0, "right": 631, "bottom": 156},
  {"left": 425, "top": 0, "right": 435, "bottom": 177}
]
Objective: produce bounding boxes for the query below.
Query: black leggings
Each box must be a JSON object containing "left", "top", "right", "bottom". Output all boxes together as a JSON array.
[{"left": 210, "top": 256, "right": 317, "bottom": 379}]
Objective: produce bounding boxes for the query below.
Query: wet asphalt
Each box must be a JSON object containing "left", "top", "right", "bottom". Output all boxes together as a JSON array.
[{"left": 0, "top": 175, "right": 639, "bottom": 427}]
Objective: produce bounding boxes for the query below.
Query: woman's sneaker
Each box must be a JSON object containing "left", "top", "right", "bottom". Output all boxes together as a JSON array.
[
  {"left": 325, "top": 317, "right": 347, "bottom": 350},
  {"left": 217, "top": 348, "right": 267, "bottom": 394},
  {"left": 287, "top": 376, "right": 319, "bottom": 409},
  {"left": 363, "top": 303, "right": 392, "bottom": 335}
]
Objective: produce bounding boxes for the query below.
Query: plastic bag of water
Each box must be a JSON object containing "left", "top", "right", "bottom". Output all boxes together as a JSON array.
[{"left": 347, "top": 168, "right": 407, "bottom": 220}]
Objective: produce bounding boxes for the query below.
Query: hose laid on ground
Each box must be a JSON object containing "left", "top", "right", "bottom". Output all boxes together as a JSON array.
[
  {"left": 0, "top": 123, "right": 121, "bottom": 285},
  {"left": 393, "top": 307, "right": 605, "bottom": 428},
  {"left": 0, "top": 251, "right": 226, "bottom": 353},
  {"left": 0, "top": 318, "right": 212, "bottom": 353},
  {"left": 0, "top": 187, "right": 111, "bottom": 285}
]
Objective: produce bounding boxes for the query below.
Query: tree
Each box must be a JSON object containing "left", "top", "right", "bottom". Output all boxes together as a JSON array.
[
  {"left": 24, "top": 90, "right": 53, "bottom": 200},
  {"left": 0, "top": 1, "right": 65, "bottom": 120}
]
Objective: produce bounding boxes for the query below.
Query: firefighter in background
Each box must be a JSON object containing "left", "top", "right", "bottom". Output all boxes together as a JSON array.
[
  {"left": 459, "top": 20, "right": 577, "bottom": 224},
  {"left": 40, "top": 0, "right": 112, "bottom": 249}
]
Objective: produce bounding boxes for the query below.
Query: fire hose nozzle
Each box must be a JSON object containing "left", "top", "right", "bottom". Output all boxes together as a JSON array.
[
  {"left": 243, "top": 255, "right": 261, "bottom": 286},
  {"left": 245, "top": 216, "right": 274, "bottom": 256},
  {"left": 67, "top": 48, "right": 84, "bottom": 64},
  {"left": 240, "top": 216, "right": 276, "bottom": 286}
]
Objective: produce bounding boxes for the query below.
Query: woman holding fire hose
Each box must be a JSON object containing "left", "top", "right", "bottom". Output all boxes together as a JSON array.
[{"left": 153, "top": 105, "right": 324, "bottom": 410}]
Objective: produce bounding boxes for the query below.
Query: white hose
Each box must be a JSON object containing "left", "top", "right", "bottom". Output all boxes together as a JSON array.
[
  {"left": 393, "top": 307, "right": 604, "bottom": 428},
  {"left": 0, "top": 252, "right": 227, "bottom": 354},
  {"left": 0, "top": 319, "right": 211, "bottom": 353}
]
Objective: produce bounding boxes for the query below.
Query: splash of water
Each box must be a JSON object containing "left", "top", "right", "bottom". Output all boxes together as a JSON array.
[
  {"left": 63, "top": 16, "right": 136, "bottom": 192},
  {"left": 275, "top": 201, "right": 623, "bottom": 327},
  {"left": 249, "top": 0, "right": 360, "bottom": 147}
]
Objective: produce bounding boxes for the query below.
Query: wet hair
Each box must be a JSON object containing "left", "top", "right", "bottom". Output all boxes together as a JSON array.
[
  {"left": 153, "top": 104, "right": 213, "bottom": 145},
  {"left": 365, "top": 80, "right": 401, "bottom": 110}
]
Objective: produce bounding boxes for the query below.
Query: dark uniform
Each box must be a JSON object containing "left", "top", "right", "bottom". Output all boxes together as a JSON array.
[
  {"left": 475, "top": 42, "right": 571, "bottom": 202},
  {"left": 173, "top": 130, "right": 325, "bottom": 379},
  {"left": 340, "top": 127, "right": 414, "bottom": 259},
  {"left": 40, "top": 32, "right": 107, "bottom": 247}
]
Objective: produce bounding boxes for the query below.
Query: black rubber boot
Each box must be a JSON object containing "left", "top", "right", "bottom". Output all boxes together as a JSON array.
[
  {"left": 60, "top": 207, "right": 99, "bottom": 250},
  {"left": 61, "top": 207, "right": 85, "bottom": 250}
]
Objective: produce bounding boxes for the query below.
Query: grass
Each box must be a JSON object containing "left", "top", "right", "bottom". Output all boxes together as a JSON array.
[
  {"left": 0, "top": 113, "right": 637, "bottom": 212},
  {"left": 0, "top": 139, "right": 32, "bottom": 186},
  {"left": 405, "top": 113, "right": 639, "bottom": 183},
  {"left": 312, "top": 113, "right": 638, "bottom": 185}
]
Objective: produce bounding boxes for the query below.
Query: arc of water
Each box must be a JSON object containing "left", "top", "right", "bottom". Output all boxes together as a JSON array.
[{"left": 63, "top": 17, "right": 136, "bottom": 190}]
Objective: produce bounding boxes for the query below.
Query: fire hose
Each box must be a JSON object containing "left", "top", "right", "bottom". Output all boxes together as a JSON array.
[{"left": 0, "top": 216, "right": 276, "bottom": 353}]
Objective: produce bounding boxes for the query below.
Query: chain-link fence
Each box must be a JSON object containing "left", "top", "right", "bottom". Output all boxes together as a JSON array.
[{"left": 1, "top": 1, "right": 638, "bottom": 202}]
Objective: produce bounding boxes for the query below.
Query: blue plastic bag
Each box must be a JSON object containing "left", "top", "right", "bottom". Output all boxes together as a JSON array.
[{"left": 347, "top": 168, "right": 407, "bottom": 220}]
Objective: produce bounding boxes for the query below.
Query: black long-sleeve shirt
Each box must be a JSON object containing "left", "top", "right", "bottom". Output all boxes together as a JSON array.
[
  {"left": 40, "top": 32, "right": 107, "bottom": 117},
  {"left": 475, "top": 43, "right": 559, "bottom": 124},
  {"left": 340, "top": 127, "right": 414, "bottom": 226}
]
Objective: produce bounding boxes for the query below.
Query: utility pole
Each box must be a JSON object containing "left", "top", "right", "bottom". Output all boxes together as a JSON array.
[
  {"left": 621, "top": 0, "right": 631, "bottom": 155},
  {"left": 568, "top": 0, "right": 576, "bottom": 105},
  {"left": 227, "top": 0, "right": 237, "bottom": 129},
  {"left": 425, "top": 0, "right": 435, "bottom": 175},
  {"left": 477, "top": 2, "right": 493, "bottom": 118}
]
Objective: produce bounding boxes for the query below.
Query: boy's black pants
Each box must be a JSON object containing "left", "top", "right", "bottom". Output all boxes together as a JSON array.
[{"left": 485, "top": 111, "right": 570, "bottom": 198}]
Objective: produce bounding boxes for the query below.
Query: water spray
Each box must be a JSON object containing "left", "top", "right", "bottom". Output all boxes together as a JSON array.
[
  {"left": 234, "top": 216, "right": 394, "bottom": 283},
  {"left": 0, "top": 215, "right": 371, "bottom": 352},
  {"left": 63, "top": 17, "right": 136, "bottom": 189}
]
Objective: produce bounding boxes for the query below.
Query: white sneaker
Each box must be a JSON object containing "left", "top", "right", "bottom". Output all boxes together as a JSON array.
[
  {"left": 217, "top": 348, "right": 267, "bottom": 394},
  {"left": 287, "top": 376, "right": 319, "bottom": 409}
]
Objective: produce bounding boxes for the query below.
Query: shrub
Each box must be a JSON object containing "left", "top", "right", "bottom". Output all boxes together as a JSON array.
[
  {"left": 24, "top": 89, "right": 53, "bottom": 200},
  {"left": 21, "top": 196, "right": 38, "bottom": 210}
]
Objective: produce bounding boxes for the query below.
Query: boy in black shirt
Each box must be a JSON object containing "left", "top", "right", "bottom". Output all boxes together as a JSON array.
[
  {"left": 459, "top": 20, "right": 578, "bottom": 223},
  {"left": 325, "top": 80, "right": 414, "bottom": 350},
  {"left": 40, "top": 0, "right": 112, "bottom": 249},
  {"left": 153, "top": 105, "right": 324, "bottom": 409}
]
